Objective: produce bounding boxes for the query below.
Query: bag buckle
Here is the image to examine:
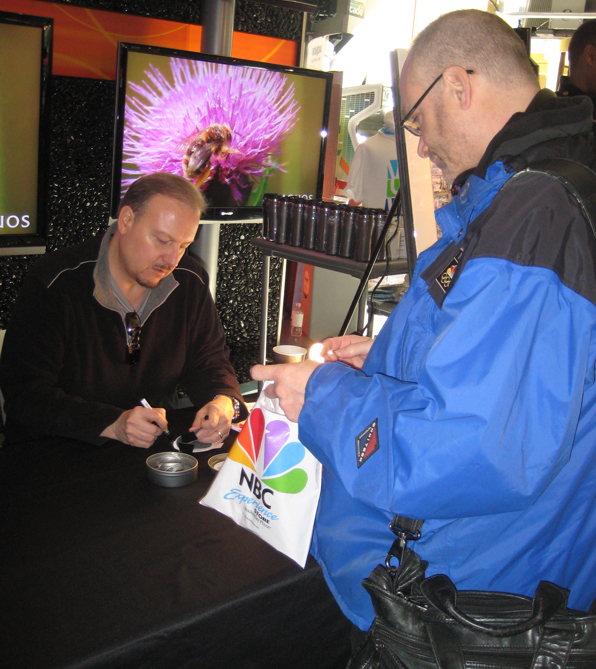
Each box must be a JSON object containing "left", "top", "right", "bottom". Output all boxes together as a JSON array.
[{"left": 385, "top": 516, "right": 423, "bottom": 572}]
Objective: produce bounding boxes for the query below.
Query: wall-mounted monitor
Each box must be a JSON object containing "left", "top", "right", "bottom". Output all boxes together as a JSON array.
[
  {"left": 0, "top": 11, "right": 52, "bottom": 256},
  {"left": 111, "top": 42, "right": 333, "bottom": 221}
]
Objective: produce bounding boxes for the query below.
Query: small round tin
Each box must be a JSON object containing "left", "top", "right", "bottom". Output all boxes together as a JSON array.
[
  {"left": 208, "top": 453, "right": 228, "bottom": 472},
  {"left": 146, "top": 452, "right": 198, "bottom": 488}
]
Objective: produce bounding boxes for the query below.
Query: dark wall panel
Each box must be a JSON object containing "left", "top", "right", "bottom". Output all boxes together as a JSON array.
[
  {"left": 35, "top": 0, "right": 303, "bottom": 40},
  {"left": 216, "top": 223, "right": 282, "bottom": 382},
  {"left": 47, "top": 77, "right": 114, "bottom": 250}
]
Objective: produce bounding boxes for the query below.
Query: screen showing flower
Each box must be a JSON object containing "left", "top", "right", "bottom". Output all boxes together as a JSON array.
[{"left": 120, "top": 55, "right": 317, "bottom": 208}]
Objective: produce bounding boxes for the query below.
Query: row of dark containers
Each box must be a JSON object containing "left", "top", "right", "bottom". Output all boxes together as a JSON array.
[{"left": 262, "top": 194, "right": 394, "bottom": 262}]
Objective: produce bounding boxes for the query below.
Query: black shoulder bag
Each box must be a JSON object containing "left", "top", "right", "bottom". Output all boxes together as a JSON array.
[
  {"left": 347, "top": 160, "right": 596, "bottom": 669},
  {"left": 347, "top": 516, "right": 596, "bottom": 669}
]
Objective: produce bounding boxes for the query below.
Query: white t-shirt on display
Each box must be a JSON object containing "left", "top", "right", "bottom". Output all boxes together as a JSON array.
[{"left": 345, "top": 129, "right": 399, "bottom": 210}]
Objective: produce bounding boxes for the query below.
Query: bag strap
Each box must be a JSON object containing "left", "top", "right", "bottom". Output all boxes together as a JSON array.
[
  {"left": 513, "top": 158, "right": 596, "bottom": 237},
  {"left": 531, "top": 624, "right": 576, "bottom": 669},
  {"left": 425, "top": 621, "right": 466, "bottom": 669},
  {"left": 389, "top": 515, "right": 424, "bottom": 538},
  {"left": 421, "top": 574, "right": 568, "bottom": 638}
]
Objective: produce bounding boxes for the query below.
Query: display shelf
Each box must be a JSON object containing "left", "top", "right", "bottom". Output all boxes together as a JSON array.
[
  {"left": 251, "top": 237, "right": 409, "bottom": 369},
  {"left": 251, "top": 238, "right": 409, "bottom": 279}
]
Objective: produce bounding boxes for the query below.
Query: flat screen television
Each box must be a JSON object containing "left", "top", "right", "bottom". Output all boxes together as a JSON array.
[
  {"left": 111, "top": 43, "right": 333, "bottom": 221},
  {"left": 0, "top": 11, "right": 52, "bottom": 255}
]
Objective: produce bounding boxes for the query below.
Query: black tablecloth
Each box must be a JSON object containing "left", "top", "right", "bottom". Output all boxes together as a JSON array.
[{"left": 0, "top": 415, "right": 351, "bottom": 669}]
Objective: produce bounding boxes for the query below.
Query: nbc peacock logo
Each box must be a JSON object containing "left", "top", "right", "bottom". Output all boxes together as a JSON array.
[{"left": 228, "top": 408, "right": 309, "bottom": 493}]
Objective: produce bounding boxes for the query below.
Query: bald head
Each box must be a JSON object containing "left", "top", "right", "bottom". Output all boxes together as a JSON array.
[
  {"left": 408, "top": 9, "right": 538, "bottom": 91},
  {"left": 117, "top": 172, "right": 207, "bottom": 220},
  {"left": 400, "top": 10, "right": 540, "bottom": 184}
]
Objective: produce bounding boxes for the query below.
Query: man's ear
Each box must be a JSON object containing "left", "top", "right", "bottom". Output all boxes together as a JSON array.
[
  {"left": 442, "top": 66, "right": 473, "bottom": 111},
  {"left": 584, "top": 43, "right": 596, "bottom": 66},
  {"left": 117, "top": 205, "right": 135, "bottom": 234}
]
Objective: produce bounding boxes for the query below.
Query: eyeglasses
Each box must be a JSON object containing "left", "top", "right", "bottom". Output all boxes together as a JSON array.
[
  {"left": 401, "top": 69, "right": 474, "bottom": 137},
  {"left": 125, "top": 311, "right": 141, "bottom": 364}
]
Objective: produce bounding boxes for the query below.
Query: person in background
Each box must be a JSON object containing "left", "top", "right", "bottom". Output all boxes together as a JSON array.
[
  {"left": 0, "top": 172, "right": 246, "bottom": 448},
  {"left": 557, "top": 17, "right": 596, "bottom": 115},
  {"left": 346, "top": 110, "right": 399, "bottom": 211},
  {"left": 252, "top": 8, "right": 596, "bottom": 633}
]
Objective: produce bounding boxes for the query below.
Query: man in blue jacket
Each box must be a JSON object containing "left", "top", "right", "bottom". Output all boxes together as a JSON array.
[{"left": 252, "top": 9, "right": 596, "bottom": 631}]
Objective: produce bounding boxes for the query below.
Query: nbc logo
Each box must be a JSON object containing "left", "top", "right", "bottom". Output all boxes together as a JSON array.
[{"left": 228, "top": 408, "right": 309, "bottom": 494}]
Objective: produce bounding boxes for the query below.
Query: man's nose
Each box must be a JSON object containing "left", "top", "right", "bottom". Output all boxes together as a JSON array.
[
  {"left": 163, "top": 247, "right": 181, "bottom": 267},
  {"left": 417, "top": 136, "right": 429, "bottom": 159}
]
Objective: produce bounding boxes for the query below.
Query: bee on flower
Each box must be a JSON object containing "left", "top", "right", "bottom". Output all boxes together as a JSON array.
[{"left": 122, "top": 58, "right": 300, "bottom": 205}]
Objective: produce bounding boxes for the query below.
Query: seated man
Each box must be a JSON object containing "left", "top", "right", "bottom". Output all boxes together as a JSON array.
[
  {"left": 252, "top": 9, "right": 596, "bottom": 632},
  {"left": 0, "top": 172, "right": 246, "bottom": 448}
]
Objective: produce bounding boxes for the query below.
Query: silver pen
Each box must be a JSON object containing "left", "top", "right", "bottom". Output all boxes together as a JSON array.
[{"left": 140, "top": 398, "right": 171, "bottom": 436}]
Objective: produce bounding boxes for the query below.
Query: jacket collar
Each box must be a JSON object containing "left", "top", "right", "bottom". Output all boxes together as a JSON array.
[
  {"left": 476, "top": 89, "right": 594, "bottom": 178},
  {"left": 557, "top": 76, "right": 588, "bottom": 99},
  {"left": 437, "top": 162, "right": 514, "bottom": 243},
  {"left": 438, "top": 90, "right": 595, "bottom": 243},
  {"left": 450, "top": 90, "right": 594, "bottom": 192}
]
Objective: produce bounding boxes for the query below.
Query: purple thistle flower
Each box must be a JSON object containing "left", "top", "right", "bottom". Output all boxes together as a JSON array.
[{"left": 121, "top": 58, "right": 300, "bottom": 203}]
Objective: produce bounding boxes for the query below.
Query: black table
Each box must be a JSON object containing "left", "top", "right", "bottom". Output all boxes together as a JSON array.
[{"left": 0, "top": 421, "right": 351, "bottom": 669}]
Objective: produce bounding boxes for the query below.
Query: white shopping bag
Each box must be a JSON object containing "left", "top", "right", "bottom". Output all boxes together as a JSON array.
[{"left": 201, "top": 382, "right": 322, "bottom": 567}]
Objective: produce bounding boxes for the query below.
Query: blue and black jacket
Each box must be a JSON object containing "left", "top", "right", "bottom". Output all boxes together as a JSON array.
[{"left": 299, "top": 90, "right": 596, "bottom": 630}]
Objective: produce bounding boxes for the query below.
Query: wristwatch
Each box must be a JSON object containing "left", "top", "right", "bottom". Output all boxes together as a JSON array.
[{"left": 214, "top": 394, "right": 241, "bottom": 420}]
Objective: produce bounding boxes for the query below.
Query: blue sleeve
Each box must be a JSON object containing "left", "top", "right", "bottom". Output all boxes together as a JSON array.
[{"left": 298, "top": 257, "right": 596, "bottom": 519}]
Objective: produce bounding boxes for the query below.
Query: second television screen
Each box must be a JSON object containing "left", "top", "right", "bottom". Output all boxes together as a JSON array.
[{"left": 112, "top": 44, "right": 333, "bottom": 218}]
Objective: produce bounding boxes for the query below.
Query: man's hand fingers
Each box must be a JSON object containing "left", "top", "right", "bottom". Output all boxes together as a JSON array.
[
  {"left": 191, "top": 401, "right": 232, "bottom": 439},
  {"left": 125, "top": 423, "right": 160, "bottom": 448},
  {"left": 202, "top": 406, "right": 219, "bottom": 428},
  {"left": 138, "top": 406, "right": 168, "bottom": 432},
  {"left": 127, "top": 408, "right": 164, "bottom": 446},
  {"left": 102, "top": 408, "right": 163, "bottom": 448},
  {"left": 250, "top": 363, "right": 278, "bottom": 381}
]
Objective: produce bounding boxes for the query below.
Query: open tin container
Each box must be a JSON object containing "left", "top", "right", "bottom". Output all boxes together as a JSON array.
[
  {"left": 208, "top": 453, "right": 227, "bottom": 472},
  {"left": 146, "top": 452, "right": 198, "bottom": 488}
]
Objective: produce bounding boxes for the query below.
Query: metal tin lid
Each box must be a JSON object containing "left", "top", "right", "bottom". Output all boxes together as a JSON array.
[{"left": 146, "top": 452, "right": 198, "bottom": 488}]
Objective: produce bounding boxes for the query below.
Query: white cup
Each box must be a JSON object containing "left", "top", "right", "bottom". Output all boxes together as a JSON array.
[{"left": 272, "top": 345, "right": 307, "bottom": 364}]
